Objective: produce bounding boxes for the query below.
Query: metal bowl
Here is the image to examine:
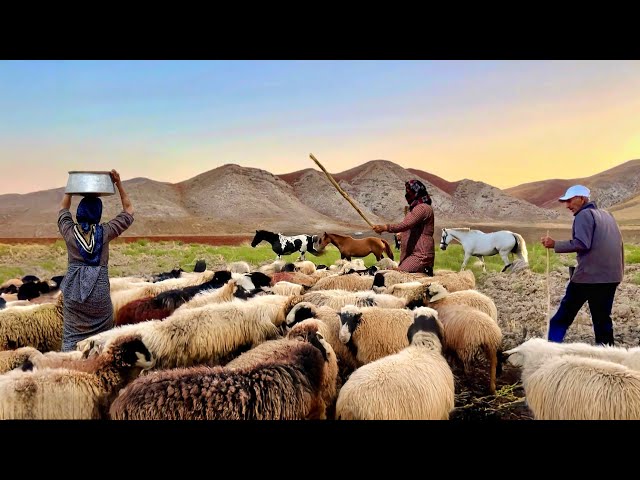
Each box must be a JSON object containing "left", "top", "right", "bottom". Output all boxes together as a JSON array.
[{"left": 65, "top": 171, "right": 116, "bottom": 197}]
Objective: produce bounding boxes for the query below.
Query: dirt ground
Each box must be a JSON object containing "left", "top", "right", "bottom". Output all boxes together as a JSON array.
[{"left": 450, "top": 263, "right": 640, "bottom": 420}]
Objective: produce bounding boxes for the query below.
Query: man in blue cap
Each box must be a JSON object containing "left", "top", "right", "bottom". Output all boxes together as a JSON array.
[{"left": 540, "top": 184, "right": 624, "bottom": 346}]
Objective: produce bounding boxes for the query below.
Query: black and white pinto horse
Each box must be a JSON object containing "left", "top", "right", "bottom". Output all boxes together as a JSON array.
[
  {"left": 440, "top": 227, "right": 529, "bottom": 272},
  {"left": 251, "top": 230, "right": 321, "bottom": 261}
]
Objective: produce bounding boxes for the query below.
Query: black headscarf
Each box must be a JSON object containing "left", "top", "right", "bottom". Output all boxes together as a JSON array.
[{"left": 405, "top": 179, "right": 432, "bottom": 211}]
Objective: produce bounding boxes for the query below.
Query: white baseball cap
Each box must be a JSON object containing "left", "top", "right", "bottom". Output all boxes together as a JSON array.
[{"left": 558, "top": 184, "right": 590, "bottom": 202}]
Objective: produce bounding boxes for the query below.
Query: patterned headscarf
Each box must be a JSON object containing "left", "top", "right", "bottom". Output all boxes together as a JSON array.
[
  {"left": 74, "top": 196, "right": 104, "bottom": 266},
  {"left": 405, "top": 179, "right": 432, "bottom": 211}
]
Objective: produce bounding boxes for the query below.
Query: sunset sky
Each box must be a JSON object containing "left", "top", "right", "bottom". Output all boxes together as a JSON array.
[{"left": 1, "top": 60, "right": 639, "bottom": 195}]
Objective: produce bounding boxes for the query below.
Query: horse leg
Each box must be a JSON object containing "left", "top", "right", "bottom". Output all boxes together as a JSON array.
[
  {"left": 374, "top": 250, "right": 383, "bottom": 261},
  {"left": 499, "top": 250, "right": 511, "bottom": 272},
  {"left": 299, "top": 251, "right": 306, "bottom": 262},
  {"left": 460, "top": 252, "right": 472, "bottom": 271},
  {"left": 480, "top": 256, "right": 486, "bottom": 273}
]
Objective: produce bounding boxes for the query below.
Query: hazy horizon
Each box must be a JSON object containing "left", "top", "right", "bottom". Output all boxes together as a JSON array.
[{"left": 1, "top": 60, "right": 639, "bottom": 195}]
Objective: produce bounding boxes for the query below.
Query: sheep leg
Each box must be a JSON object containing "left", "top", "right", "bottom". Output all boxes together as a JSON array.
[{"left": 484, "top": 345, "right": 497, "bottom": 395}]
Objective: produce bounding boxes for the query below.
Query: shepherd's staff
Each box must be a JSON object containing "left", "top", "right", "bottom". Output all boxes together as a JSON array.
[
  {"left": 309, "top": 153, "right": 375, "bottom": 229},
  {"left": 546, "top": 229, "right": 551, "bottom": 318}
]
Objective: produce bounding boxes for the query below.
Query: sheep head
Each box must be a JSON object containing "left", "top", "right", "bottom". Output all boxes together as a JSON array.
[
  {"left": 110, "top": 335, "right": 155, "bottom": 372},
  {"left": 286, "top": 302, "right": 318, "bottom": 329},
  {"left": 409, "top": 307, "right": 444, "bottom": 352},
  {"left": 502, "top": 338, "right": 556, "bottom": 368},
  {"left": 339, "top": 305, "right": 362, "bottom": 344},
  {"left": 426, "top": 282, "right": 448, "bottom": 303}
]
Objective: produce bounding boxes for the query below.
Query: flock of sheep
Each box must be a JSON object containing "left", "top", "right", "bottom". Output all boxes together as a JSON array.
[{"left": 0, "top": 257, "right": 638, "bottom": 420}]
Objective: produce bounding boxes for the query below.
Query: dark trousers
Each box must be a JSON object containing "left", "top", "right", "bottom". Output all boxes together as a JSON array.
[{"left": 548, "top": 281, "right": 619, "bottom": 346}]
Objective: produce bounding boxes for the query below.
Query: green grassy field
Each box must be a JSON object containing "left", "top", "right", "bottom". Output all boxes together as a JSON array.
[{"left": 2, "top": 240, "right": 640, "bottom": 285}]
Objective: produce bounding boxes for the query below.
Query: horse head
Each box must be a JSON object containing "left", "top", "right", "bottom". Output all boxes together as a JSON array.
[
  {"left": 318, "top": 232, "right": 332, "bottom": 250},
  {"left": 251, "top": 230, "right": 265, "bottom": 248},
  {"left": 440, "top": 228, "right": 451, "bottom": 250}
]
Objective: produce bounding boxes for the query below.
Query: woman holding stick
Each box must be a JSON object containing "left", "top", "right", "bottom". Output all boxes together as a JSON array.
[{"left": 372, "top": 180, "right": 435, "bottom": 275}]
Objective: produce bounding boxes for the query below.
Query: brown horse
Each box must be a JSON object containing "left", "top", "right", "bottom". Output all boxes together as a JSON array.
[{"left": 318, "top": 233, "right": 394, "bottom": 261}]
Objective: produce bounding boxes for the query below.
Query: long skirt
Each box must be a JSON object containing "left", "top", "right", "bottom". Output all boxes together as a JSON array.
[{"left": 62, "top": 271, "right": 113, "bottom": 352}]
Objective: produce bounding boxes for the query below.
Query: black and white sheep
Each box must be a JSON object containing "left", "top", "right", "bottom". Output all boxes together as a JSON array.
[
  {"left": 338, "top": 305, "right": 415, "bottom": 365},
  {"left": 286, "top": 302, "right": 360, "bottom": 376},
  {"left": 335, "top": 307, "right": 455, "bottom": 420},
  {"left": 109, "top": 330, "right": 338, "bottom": 420},
  {"left": 0, "top": 335, "right": 154, "bottom": 419}
]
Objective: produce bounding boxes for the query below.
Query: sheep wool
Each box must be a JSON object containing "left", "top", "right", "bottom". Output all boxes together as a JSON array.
[
  {"left": 525, "top": 355, "right": 640, "bottom": 420},
  {"left": 109, "top": 330, "right": 338, "bottom": 420}
]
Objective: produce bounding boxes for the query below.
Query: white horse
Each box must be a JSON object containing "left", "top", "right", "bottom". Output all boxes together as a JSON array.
[{"left": 439, "top": 227, "right": 529, "bottom": 272}]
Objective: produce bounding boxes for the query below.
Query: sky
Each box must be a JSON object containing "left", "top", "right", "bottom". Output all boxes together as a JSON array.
[{"left": 1, "top": 60, "right": 639, "bottom": 195}]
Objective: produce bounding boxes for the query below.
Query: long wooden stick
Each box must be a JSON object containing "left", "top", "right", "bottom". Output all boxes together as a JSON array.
[
  {"left": 546, "top": 229, "right": 551, "bottom": 318},
  {"left": 309, "top": 153, "right": 375, "bottom": 228}
]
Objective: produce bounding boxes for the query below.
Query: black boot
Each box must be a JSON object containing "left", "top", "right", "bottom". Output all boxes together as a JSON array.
[{"left": 424, "top": 266, "right": 434, "bottom": 277}]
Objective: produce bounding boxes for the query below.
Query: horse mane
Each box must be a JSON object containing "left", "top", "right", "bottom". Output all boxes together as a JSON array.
[{"left": 447, "top": 227, "right": 471, "bottom": 232}]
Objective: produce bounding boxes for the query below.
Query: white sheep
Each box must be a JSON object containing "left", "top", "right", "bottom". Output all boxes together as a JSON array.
[
  {"left": 335, "top": 307, "right": 455, "bottom": 420},
  {"left": 228, "top": 261, "right": 251, "bottom": 274},
  {"left": 172, "top": 278, "right": 241, "bottom": 311},
  {"left": 0, "top": 295, "right": 64, "bottom": 351},
  {"left": 293, "top": 260, "right": 316, "bottom": 276},
  {"left": 375, "top": 258, "right": 398, "bottom": 270},
  {"left": 329, "top": 259, "right": 366, "bottom": 273},
  {"left": 436, "top": 304, "right": 503, "bottom": 394},
  {"left": 503, "top": 337, "right": 640, "bottom": 383},
  {"left": 0, "top": 347, "right": 41, "bottom": 373},
  {"left": 77, "top": 295, "right": 301, "bottom": 369},
  {"left": 0, "top": 334, "right": 154, "bottom": 419},
  {"left": 258, "top": 260, "right": 286, "bottom": 276},
  {"left": 309, "top": 268, "right": 335, "bottom": 279},
  {"left": 310, "top": 274, "right": 374, "bottom": 292},
  {"left": 374, "top": 270, "right": 476, "bottom": 293},
  {"left": 266, "top": 281, "right": 306, "bottom": 296},
  {"left": 109, "top": 276, "right": 150, "bottom": 293},
  {"left": 301, "top": 289, "right": 406, "bottom": 310},
  {"left": 426, "top": 282, "right": 498, "bottom": 322},
  {"left": 524, "top": 355, "right": 640, "bottom": 420}
]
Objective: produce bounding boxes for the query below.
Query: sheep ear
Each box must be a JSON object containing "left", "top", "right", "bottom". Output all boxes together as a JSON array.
[{"left": 308, "top": 331, "right": 328, "bottom": 361}]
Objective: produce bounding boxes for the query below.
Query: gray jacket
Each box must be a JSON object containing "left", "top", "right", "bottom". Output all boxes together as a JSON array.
[{"left": 554, "top": 202, "right": 624, "bottom": 283}]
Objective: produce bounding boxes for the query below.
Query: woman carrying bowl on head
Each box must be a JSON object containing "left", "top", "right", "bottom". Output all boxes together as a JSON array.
[{"left": 57, "top": 169, "right": 134, "bottom": 351}]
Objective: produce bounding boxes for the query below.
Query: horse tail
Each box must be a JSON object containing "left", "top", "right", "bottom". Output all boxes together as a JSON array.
[
  {"left": 511, "top": 233, "right": 529, "bottom": 264},
  {"left": 381, "top": 239, "right": 394, "bottom": 260}
]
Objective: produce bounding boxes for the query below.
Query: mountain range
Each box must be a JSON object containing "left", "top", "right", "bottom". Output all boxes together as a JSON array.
[{"left": 1, "top": 159, "right": 639, "bottom": 237}]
